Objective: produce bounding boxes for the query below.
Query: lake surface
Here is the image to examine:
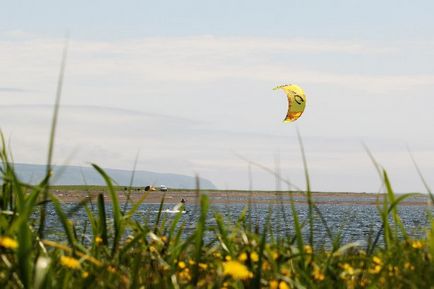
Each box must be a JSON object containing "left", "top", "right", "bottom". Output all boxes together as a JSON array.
[{"left": 41, "top": 194, "right": 433, "bottom": 248}]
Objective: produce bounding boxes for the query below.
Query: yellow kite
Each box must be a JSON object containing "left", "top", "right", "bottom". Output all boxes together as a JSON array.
[{"left": 273, "top": 84, "right": 306, "bottom": 122}]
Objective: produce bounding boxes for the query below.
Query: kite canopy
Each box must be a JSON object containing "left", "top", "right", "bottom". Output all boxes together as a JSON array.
[{"left": 273, "top": 84, "right": 306, "bottom": 122}]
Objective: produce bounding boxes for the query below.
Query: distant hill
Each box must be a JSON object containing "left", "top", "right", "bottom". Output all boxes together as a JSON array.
[{"left": 4, "top": 163, "right": 217, "bottom": 190}]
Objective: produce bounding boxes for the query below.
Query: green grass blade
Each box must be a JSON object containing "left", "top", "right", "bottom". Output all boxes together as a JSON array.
[
  {"left": 124, "top": 191, "right": 149, "bottom": 220},
  {"left": 192, "top": 193, "right": 209, "bottom": 285},
  {"left": 296, "top": 128, "right": 314, "bottom": 246},
  {"left": 154, "top": 193, "right": 166, "bottom": 234},
  {"left": 408, "top": 148, "right": 434, "bottom": 204},
  {"left": 122, "top": 150, "right": 140, "bottom": 215},
  {"left": 96, "top": 193, "right": 108, "bottom": 246},
  {"left": 368, "top": 192, "right": 415, "bottom": 255},
  {"left": 49, "top": 193, "right": 77, "bottom": 247},
  {"left": 252, "top": 208, "right": 270, "bottom": 289},
  {"left": 92, "top": 164, "right": 122, "bottom": 256},
  {"left": 39, "top": 38, "right": 69, "bottom": 239},
  {"left": 289, "top": 195, "right": 305, "bottom": 260}
]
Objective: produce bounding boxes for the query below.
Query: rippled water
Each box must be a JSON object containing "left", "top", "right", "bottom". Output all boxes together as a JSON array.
[{"left": 41, "top": 197, "right": 433, "bottom": 248}]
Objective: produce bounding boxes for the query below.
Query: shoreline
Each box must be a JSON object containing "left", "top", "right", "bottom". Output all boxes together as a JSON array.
[{"left": 51, "top": 189, "right": 431, "bottom": 206}]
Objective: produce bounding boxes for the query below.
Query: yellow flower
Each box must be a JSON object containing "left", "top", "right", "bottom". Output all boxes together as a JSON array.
[
  {"left": 82, "top": 271, "right": 89, "bottom": 278},
  {"left": 238, "top": 252, "right": 248, "bottom": 262},
  {"left": 199, "top": 263, "right": 208, "bottom": 270},
  {"left": 369, "top": 265, "right": 382, "bottom": 274},
  {"left": 0, "top": 236, "right": 18, "bottom": 250},
  {"left": 95, "top": 236, "right": 103, "bottom": 245},
  {"left": 411, "top": 240, "right": 423, "bottom": 249},
  {"left": 149, "top": 245, "right": 158, "bottom": 253},
  {"left": 178, "top": 261, "right": 186, "bottom": 269},
  {"left": 368, "top": 256, "right": 383, "bottom": 274},
  {"left": 213, "top": 252, "right": 222, "bottom": 259},
  {"left": 372, "top": 256, "right": 383, "bottom": 265},
  {"left": 303, "top": 245, "right": 312, "bottom": 254},
  {"left": 280, "top": 267, "right": 291, "bottom": 277},
  {"left": 279, "top": 281, "right": 290, "bottom": 289},
  {"left": 342, "top": 263, "right": 354, "bottom": 275},
  {"left": 60, "top": 256, "right": 81, "bottom": 270},
  {"left": 188, "top": 259, "right": 196, "bottom": 265},
  {"left": 271, "top": 251, "right": 279, "bottom": 260},
  {"left": 269, "top": 280, "right": 279, "bottom": 289},
  {"left": 225, "top": 255, "right": 232, "bottom": 261},
  {"left": 107, "top": 265, "right": 116, "bottom": 273},
  {"left": 262, "top": 261, "right": 271, "bottom": 271},
  {"left": 340, "top": 263, "right": 355, "bottom": 279},
  {"left": 251, "top": 252, "right": 259, "bottom": 262},
  {"left": 223, "top": 261, "right": 253, "bottom": 280},
  {"left": 178, "top": 268, "right": 191, "bottom": 282},
  {"left": 312, "top": 265, "right": 325, "bottom": 281},
  {"left": 404, "top": 262, "right": 415, "bottom": 271}
]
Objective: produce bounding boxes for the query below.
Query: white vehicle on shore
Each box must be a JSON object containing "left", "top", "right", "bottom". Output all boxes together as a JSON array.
[{"left": 159, "top": 185, "right": 168, "bottom": 191}]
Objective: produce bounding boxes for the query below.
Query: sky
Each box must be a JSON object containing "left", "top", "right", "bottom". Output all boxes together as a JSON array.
[{"left": 1, "top": 0, "right": 434, "bottom": 192}]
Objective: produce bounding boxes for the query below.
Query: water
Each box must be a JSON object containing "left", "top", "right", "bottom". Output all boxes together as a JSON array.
[{"left": 41, "top": 197, "right": 433, "bottom": 248}]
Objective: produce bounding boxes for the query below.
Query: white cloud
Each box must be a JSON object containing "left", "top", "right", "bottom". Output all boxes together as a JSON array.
[{"left": 1, "top": 33, "right": 434, "bottom": 192}]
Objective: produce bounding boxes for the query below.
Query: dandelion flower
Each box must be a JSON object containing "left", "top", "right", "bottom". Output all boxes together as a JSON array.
[
  {"left": 199, "top": 263, "right": 208, "bottom": 270},
  {"left": 178, "top": 261, "right": 186, "bottom": 269},
  {"left": 238, "top": 252, "right": 248, "bottom": 262},
  {"left": 107, "top": 265, "right": 116, "bottom": 273},
  {"left": 340, "top": 263, "right": 356, "bottom": 279},
  {"left": 178, "top": 268, "right": 191, "bottom": 282},
  {"left": 262, "top": 261, "right": 271, "bottom": 271},
  {"left": 279, "top": 281, "right": 290, "bottom": 289},
  {"left": 60, "top": 256, "right": 81, "bottom": 270},
  {"left": 372, "top": 256, "right": 383, "bottom": 265},
  {"left": 0, "top": 236, "right": 18, "bottom": 250},
  {"left": 95, "top": 236, "right": 103, "bottom": 245},
  {"left": 312, "top": 265, "right": 325, "bottom": 281},
  {"left": 269, "top": 280, "right": 279, "bottom": 289},
  {"left": 303, "top": 245, "right": 312, "bottom": 254},
  {"left": 280, "top": 267, "right": 291, "bottom": 276},
  {"left": 149, "top": 245, "right": 158, "bottom": 253},
  {"left": 213, "top": 252, "right": 222, "bottom": 259},
  {"left": 404, "top": 262, "right": 415, "bottom": 271},
  {"left": 251, "top": 252, "right": 259, "bottom": 262},
  {"left": 369, "top": 265, "right": 382, "bottom": 274},
  {"left": 223, "top": 261, "right": 253, "bottom": 280},
  {"left": 411, "top": 240, "right": 423, "bottom": 249},
  {"left": 342, "top": 263, "right": 355, "bottom": 275}
]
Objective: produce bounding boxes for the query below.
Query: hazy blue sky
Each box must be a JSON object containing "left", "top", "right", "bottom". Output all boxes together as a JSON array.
[{"left": 1, "top": 0, "right": 434, "bottom": 192}]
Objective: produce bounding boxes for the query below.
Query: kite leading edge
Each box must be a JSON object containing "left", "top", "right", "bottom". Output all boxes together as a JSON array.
[{"left": 273, "top": 84, "right": 306, "bottom": 122}]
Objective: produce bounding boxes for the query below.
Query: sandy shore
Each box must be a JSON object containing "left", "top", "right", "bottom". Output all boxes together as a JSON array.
[{"left": 51, "top": 189, "right": 431, "bottom": 206}]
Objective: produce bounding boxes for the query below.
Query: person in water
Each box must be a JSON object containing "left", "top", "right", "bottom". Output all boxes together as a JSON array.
[{"left": 179, "top": 198, "right": 186, "bottom": 212}]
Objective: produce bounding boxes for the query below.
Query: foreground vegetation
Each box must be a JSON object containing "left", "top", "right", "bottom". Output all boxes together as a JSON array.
[{"left": 0, "top": 134, "right": 433, "bottom": 289}]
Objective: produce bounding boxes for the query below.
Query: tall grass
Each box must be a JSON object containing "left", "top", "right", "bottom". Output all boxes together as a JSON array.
[{"left": 1, "top": 131, "right": 433, "bottom": 289}]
